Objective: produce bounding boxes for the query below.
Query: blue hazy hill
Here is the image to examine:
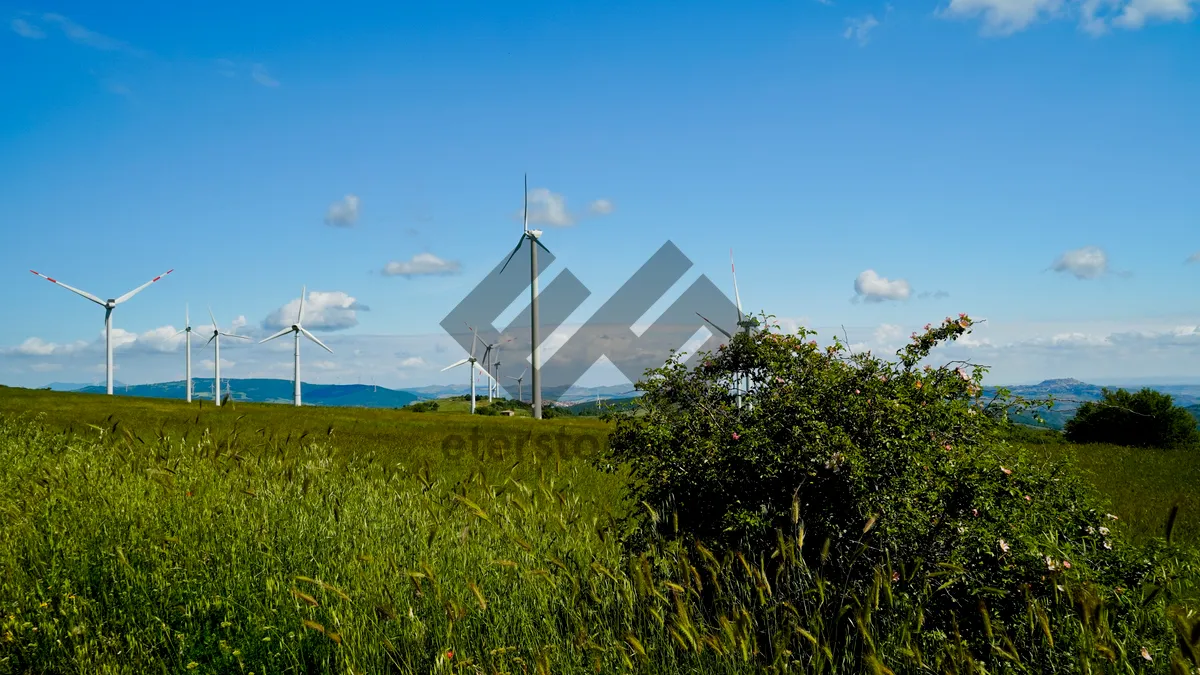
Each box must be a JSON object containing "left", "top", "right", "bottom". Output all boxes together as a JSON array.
[{"left": 72, "top": 378, "right": 420, "bottom": 408}]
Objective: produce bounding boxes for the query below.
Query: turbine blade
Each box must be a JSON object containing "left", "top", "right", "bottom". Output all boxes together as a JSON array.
[
  {"left": 115, "top": 269, "right": 174, "bottom": 304},
  {"left": 208, "top": 306, "right": 219, "bottom": 332},
  {"left": 29, "top": 270, "right": 105, "bottom": 306},
  {"left": 185, "top": 303, "right": 189, "bottom": 327},
  {"left": 730, "top": 248, "right": 743, "bottom": 321},
  {"left": 523, "top": 173, "right": 528, "bottom": 232},
  {"left": 441, "top": 358, "right": 470, "bottom": 372},
  {"left": 534, "top": 237, "right": 551, "bottom": 255},
  {"left": 696, "top": 311, "right": 733, "bottom": 339},
  {"left": 475, "top": 362, "right": 496, "bottom": 382},
  {"left": 206, "top": 333, "right": 216, "bottom": 346},
  {"left": 498, "top": 236, "right": 525, "bottom": 275},
  {"left": 299, "top": 326, "right": 332, "bottom": 353},
  {"left": 259, "top": 327, "right": 293, "bottom": 343},
  {"left": 297, "top": 285, "right": 306, "bottom": 324},
  {"left": 221, "top": 333, "right": 252, "bottom": 340}
]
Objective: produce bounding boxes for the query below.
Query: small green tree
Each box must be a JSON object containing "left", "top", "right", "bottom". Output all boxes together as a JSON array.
[{"left": 1065, "top": 387, "right": 1200, "bottom": 449}]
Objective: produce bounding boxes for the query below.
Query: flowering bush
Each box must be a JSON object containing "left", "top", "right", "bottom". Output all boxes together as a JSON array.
[{"left": 598, "top": 314, "right": 1184, "bottom": 666}]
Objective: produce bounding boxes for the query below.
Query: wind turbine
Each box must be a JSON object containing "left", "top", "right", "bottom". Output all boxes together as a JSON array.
[
  {"left": 29, "top": 268, "right": 174, "bottom": 395},
  {"left": 506, "top": 367, "right": 527, "bottom": 403},
  {"left": 205, "top": 308, "right": 250, "bottom": 407},
  {"left": 499, "top": 174, "right": 552, "bottom": 419},
  {"left": 696, "top": 249, "right": 760, "bottom": 409},
  {"left": 441, "top": 325, "right": 495, "bottom": 414},
  {"left": 480, "top": 336, "right": 513, "bottom": 400},
  {"left": 258, "top": 286, "right": 333, "bottom": 407},
  {"left": 173, "top": 304, "right": 194, "bottom": 402}
]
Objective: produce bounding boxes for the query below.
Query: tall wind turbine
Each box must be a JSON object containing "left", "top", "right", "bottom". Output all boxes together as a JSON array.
[
  {"left": 258, "top": 286, "right": 333, "bottom": 407},
  {"left": 696, "top": 249, "right": 760, "bottom": 409},
  {"left": 173, "top": 305, "right": 194, "bottom": 402},
  {"left": 506, "top": 367, "right": 527, "bottom": 403},
  {"left": 205, "top": 308, "right": 250, "bottom": 407},
  {"left": 441, "top": 325, "right": 495, "bottom": 414},
  {"left": 29, "top": 268, "right": 174, "bottom": 395},
  {"left": 499, "top": 174, "right": 552, "bottom": 419}
]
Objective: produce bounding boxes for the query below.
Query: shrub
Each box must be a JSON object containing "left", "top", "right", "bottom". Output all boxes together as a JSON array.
[
  {"left": 1065, "top": 387, "right": 1200, "bottom": 449},
  {"left": 598, "top": 314, "right": 1183, "bottom": 668},
  {"left": 405, "top": 400, "right": 439, "bottom": 412}
]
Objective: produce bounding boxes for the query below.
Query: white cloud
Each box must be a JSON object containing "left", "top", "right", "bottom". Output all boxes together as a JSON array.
[
  {"left": 853, "top": 270, "right": 912, "bottom": 303},
  {"left": 200, "top": 358, "right": 236, "bottom": 371},
  {"left": 1, "top": 337, "right": 89, "bottom": 357},
  {"left": 918, "top": 290, "right": 951, "bottom": 299},
  {"left": 589, "top": 199, "right": 614, "bottom": 215},
  {"left": 398, "top": 356, "right": 426, "bottom": 368},
  {"left": 939, "top": 0, "right": 1198, "bottom": 35},
  {"left": 382, "top": 253, "right": 462, "bottom": 278},
  {"left": 250, "top": 63, "right": 279, "bottom": 87},
  {"left": 844, "top": 14, "right": 881, "bottom": 44},
  {"left": 263, "top": 290, "right": 368, "bottom": 332},
  {"left": 11, "top": 18, "right": 45, "bottom": 38},
  {"left": 524, "top": 188, "right": 573, "bottom": 226},
  {"left": 1186, "top": 251, "right": 1200, "bottom": 264},
  {"left": 516, "top": 189, "right": 616, "bottom": 227},
  {"left": 324, "top": 194, "right": 360, "bottom": 227},
  {"left": 106, "top": 328, "right": 139, "bottom": 350},
  {"left": 1050, "top": 245, "right": 1108, "bottom": 280},
  {"left": 874, "top": 323, "right": 905, "bottom": 344}
]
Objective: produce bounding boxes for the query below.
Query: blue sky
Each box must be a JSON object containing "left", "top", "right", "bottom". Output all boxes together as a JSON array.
[{"left": 2, "top": 0, "right": 1199, "bottom": 391}]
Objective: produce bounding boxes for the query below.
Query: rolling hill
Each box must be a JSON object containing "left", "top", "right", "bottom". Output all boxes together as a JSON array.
[{"left": 71, "top": 378, "right": 421, "bottom": 408}]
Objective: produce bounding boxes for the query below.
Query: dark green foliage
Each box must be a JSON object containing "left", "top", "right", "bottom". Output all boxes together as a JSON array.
[
  {"left": 599, "top": 314, "right": 1189, "bottom": 669},
  {"left": 1065, "top": 387, "right": 1200, "bottom": 449},
  {"left": 404, "top": 400, "right": 440, "bottom": 412}
]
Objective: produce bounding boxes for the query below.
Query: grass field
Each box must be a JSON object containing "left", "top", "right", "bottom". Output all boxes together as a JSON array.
[{"left": 3, "top": 385, "right": 1200, "bottom": 672}]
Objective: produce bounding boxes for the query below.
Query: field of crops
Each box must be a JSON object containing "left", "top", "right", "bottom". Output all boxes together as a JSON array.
[{"left": 2, "top": 386, "right": 1200, "bottom": 672}]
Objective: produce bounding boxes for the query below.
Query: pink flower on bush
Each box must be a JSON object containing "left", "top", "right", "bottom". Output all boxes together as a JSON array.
[
  {"left": 1062, "top": 560, "right": 1071, "bottom": 569},
  {"left": 1000, "top": 466, "right": 1012, "bottom": 475},
  {"left": 1024, "top": 495, "right": 1031, "bottom": 502},
  {"left": 999, "top": 539, "right": 1010, "bottom": 553},
  {"left": 731, "top": 432, "right": 740, "bottom": 440}
]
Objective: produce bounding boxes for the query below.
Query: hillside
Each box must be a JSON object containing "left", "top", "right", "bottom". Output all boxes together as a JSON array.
[
  {"left": 985, "top": 378, "right": 1200, "bottom": 429},
  {"left": 70, "top": 378, "right": 420, "bottom": 408}
]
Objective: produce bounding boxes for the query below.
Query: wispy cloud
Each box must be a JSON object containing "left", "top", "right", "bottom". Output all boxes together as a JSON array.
[
  {"left": 382, "top": 253, "right": 462, "bottom": 278},
  {"left": 250, "top": 63, "right": 279, "bottom": 87},
  {"left": 15, "top": 13, "right": 147, "bottom": 56},
  {"left": 10, "top": 17, "right": 44, "bottom": 38},
  {"left": 843, "top": 14, "right": 881, "bottom": 45},
  {"left": 939, "top": 0, "right": 1199, "bottom": 36},
  {"left": 1186, "top": 251, "right": 1200, "bottom": 264}
]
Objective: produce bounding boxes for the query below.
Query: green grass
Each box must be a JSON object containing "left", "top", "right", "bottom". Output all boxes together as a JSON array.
[{"left": 5, "top": 386, "right": 1200, "bottom": 672}]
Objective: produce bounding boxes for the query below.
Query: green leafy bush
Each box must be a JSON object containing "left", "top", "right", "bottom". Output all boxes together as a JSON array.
[
  {"left": 598, "top": 314, "right": 1186, "bottom": 668},
  {"left": 404, "top": 400, "right": 440, "bottom": 412},
  {"left": 1065, "top": 387, "right": 1200, "bottom": 449}
]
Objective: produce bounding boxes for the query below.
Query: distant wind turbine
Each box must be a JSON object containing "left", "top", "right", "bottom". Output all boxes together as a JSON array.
[
  {"left": 480, "top": 336, "right": 513, "bottom": 400},
  {"left": 499, "top": 174, "right": 552, "bottom": 419},
  {"left": 506, "top": 367, "right": 527, "bottom": 403},
  {"left": 696, "top": 248, "right": 760, "bottom": 409},
  {"left": 205, "top": 308, "right": 250, "bottom": 407},
  {"left": 29, "top": 268, "right": 174, "bottom": 395},
  {"left": 259, "top": 286, "right": 332, "bottom": 407},
  {"left": 441, "top": 324, "right": 495, "bottom": 414},
  {"left": 173, "top": 304, "right": 194, "bottom": 402}
]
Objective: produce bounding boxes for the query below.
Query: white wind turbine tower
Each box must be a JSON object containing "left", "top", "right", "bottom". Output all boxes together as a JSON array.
[
  {"left": 205, "top": 308, "right": 250, "bottom": 407},
  {"left": 29, "top": 268, "right": 174, "bottom": 396},
  {"left": 258, "top": 286, "right": 333, "bottom": 407},
  {"left": 499, "top": 174, "right": 554, "bottom": 419},
  {"left": 506, "top": 367, "right": 527, "bottom": 403},
  {"left": 441, "top": 325, "right": 495, "bottom": 414},
  {"left": 696, "top": 249, "right": 761, "bottom": 409},
  {"left": 173, "top": 304, "right": 195, "bottom": 402}
]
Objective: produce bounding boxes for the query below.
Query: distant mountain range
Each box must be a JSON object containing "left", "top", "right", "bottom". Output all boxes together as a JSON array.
[
  {"left": 42, "top": 378, "right": 642, "bottom": 409},
  {"left": 981, "top": 378, "right": 1200, "bottom": 430},
  {"left": 34, "top": 377, "right": 1200, "bottom": 424}
]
